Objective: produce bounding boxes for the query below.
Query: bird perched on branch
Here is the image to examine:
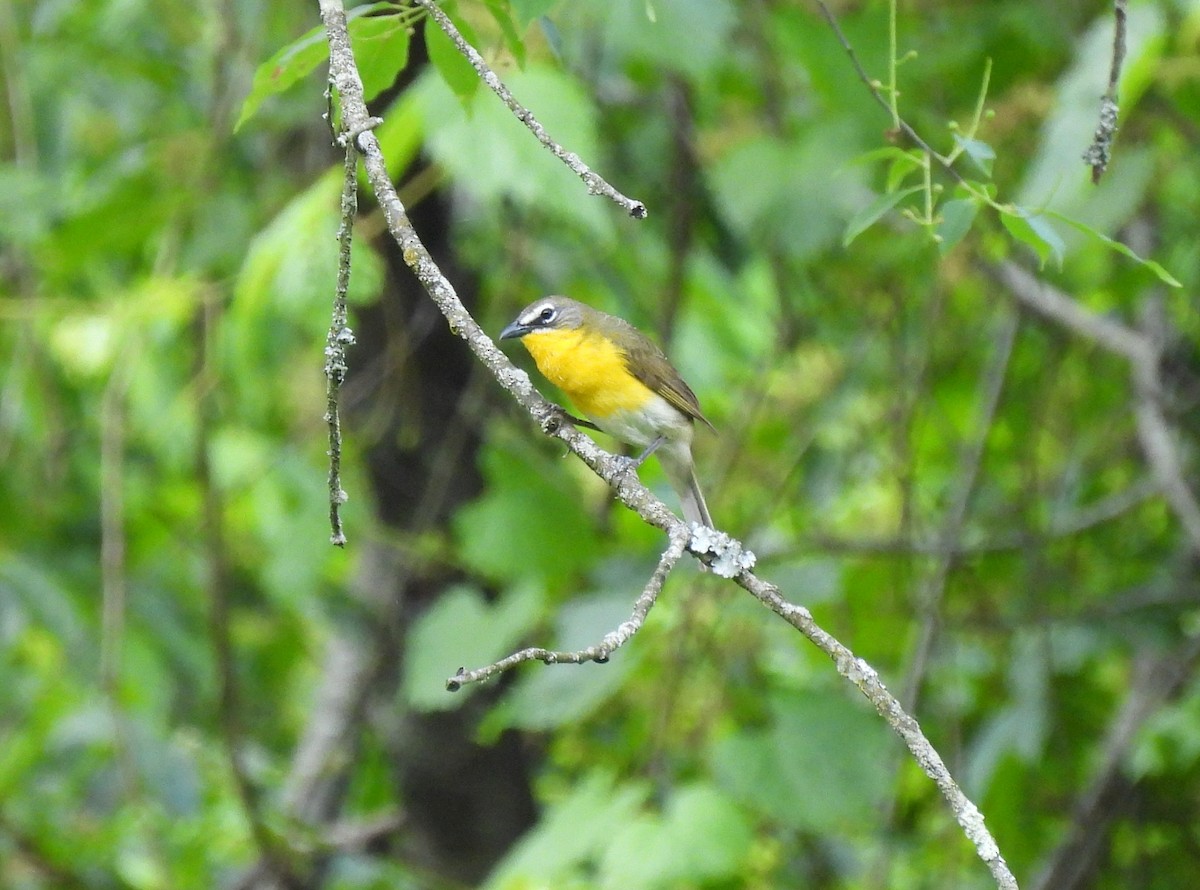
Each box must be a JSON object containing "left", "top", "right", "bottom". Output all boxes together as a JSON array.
[{"left": 500, "top": 296, "right": 714, "bottom": 527}]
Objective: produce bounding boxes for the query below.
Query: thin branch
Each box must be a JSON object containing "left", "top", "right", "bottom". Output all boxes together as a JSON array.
[
  {"left": 993, "top": 263, "right": 1200, "bottom": 554},
  {"left": 657, "top": 77, "right": 697, "bottom": 346},
  {"left": 194, "top": 293, "right": 300, "bottom": 888},
  {"left": 320, "top": 4, "right": 1017, "bottom": 886},
  {"left": 98, "top": 341, "right": 170, "bottom": 875},
  {"left": 813, "top": 0, "right": 968, "bottom": 188},
  {"left": 1131, "top": 298, "right": 1200, "bottom": 553},
  {"left": 902, "top": 308, "right": 1019, "bottom": 714},
  {"left": 414, "top": 0, "right": 646, "bottom": 218},
  {"left": 448, "top": 529, "right": 688, "bottom": 689},
  {"left": 865, "top": 309, "right": 1017, "bottom": 887},
  {"left": 989, "top": 261, "right": 1152, "bottom": 365},
  {"left": 100, "top": 347, "right": 133, "bottom": 711},
  {"left": 325, "top": 138, "right": 358, "bottom": 547},
  {"left": 732, "top": 567, "right": 1017, "bottom": 890},
  {"left": 1082, "top": 0, "right": 1127, "bottom": 184},
  {"left": 323, "top": 810, "right": 406, "bottom": 852},
  {"left": 797, "top": 476, "right": 1160, "bottom": 557},
  {"left": 280, "top": 625, "right": 376, "bottom": 824}
]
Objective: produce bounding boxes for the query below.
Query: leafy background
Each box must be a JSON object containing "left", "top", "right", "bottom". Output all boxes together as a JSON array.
[{"left": 3, "top": 0, "right": 1199, "bottom": 888}]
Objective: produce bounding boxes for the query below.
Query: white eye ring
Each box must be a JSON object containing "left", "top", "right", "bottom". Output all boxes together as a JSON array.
[{"left": 537, "top": 307, "right": 556, "bottom": 323}]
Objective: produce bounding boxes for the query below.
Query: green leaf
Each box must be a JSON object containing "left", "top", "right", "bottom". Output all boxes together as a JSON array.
[
  {"left": 954, "top": 135, "right": 996, "bottom": 177},
  {"left": 510, "top": 0, "right": 559, "bottom": 28},
  {"left": 234, "top": 168, "right": 385, "bottom": 316},
  {"left": 486, "top": 774, "right": 650, "bottom": 888},
  {"left": 234, "top": 2, "right": 397, "bottom": 132},
  {"left": 709, "top": 124, "right": 868, "bottom": 260},
  {"left": 937, "top": 197, "right": 980, "bottom": 254},
  {"left": 453, "top": 438, "right": 602, "bottom": 584},
  {"left": 417, "top": 64, "right": 612, "bottom": 236},
  {"left": 600, "top": 0, "right": 736, "bottom": 82},
  {"left": 711, "top": 690, "right": 889, "bottom": 830},
  {"left": 598, "top": 784, "right": 752, "bottom": 887},
  {"left": 843, "top": 185, "right": 923, "bottom": 247},
  {"left": 354, "top": 13, "right": 412, "bottom": 101},
  {"left": 483, "top": 0, "right": 527, "bottom": 66},
  {"left": 1000, "top": 206, "right": 1065, "bottom": 269},
  {"left": 848, "top": 146, "right": 924, "bottom": 190},
  {"left": 425, "top": 9, "right": 481, "bottom": 103},
  {"left": 404, "top": 583, "right": 542, "bottom": 710},
  {"left": 1048, "top": 210, "right": 1182, "bottom": 287},
  {"left": 886, "top": 150, "right": 925, "bottom": 193}
]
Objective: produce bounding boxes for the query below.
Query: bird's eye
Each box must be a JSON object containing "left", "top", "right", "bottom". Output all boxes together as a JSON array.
[{"left": 538, "top": 307, "right": 556, "bottom": 323}]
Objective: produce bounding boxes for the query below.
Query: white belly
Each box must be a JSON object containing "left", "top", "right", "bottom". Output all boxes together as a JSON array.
[{"left": 592, "top": 394, "right": 693, "bottom": 451}]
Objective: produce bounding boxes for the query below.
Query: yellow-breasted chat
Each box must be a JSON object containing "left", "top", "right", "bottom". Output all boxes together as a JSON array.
[{"left": 500, "top": 296, "right": 714, "bottom": 527}]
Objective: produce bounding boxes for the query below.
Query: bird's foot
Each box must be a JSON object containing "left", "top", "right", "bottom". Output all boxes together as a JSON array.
[
  {"left": 609, "top": 454, "right": 642, "bottom": 488},
  {"left": 541, "top": 404, "right": 600, "bottom": 435}
]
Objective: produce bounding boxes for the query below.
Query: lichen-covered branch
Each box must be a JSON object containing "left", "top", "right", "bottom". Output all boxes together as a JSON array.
[
  {"left": 731, "top": 568, "right": 1018, "bottom": 890},
  {"left": 1082, "top": 0, "right": 1127, "bottom": 183},
  {"left": 448, "top": 529, "right": 688, "bottom": 690},
  {"left": 324, "top": 138, "right": 358, "bottom": 547}
]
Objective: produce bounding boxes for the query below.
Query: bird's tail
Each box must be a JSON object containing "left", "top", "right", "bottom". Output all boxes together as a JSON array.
[{"left": 678, "top": 465, "right": 713, "bottom": 528}]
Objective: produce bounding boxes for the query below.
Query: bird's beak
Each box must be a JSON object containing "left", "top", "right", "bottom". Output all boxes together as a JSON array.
[{"left": 499, "top": 319, "right": 529, "bottom": 341}]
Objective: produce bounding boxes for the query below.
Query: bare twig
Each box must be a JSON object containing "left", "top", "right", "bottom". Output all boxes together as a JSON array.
[
  {"left": 100, "top": 347, "right": 134, "bottom": 710},
  {"left": 798, "top": 476, "right": 1159, "bottom": 557},
  {"left": 194, "top": 294, "right": 299, "bottom": 887},
  {"left": 1131, "top": 298, "right": 1200, "bottom": 552},
  {"left": 414, "top": 0, "right": 647, "bottom": 218},
  {"left": 280, "top": 623, "right": 376, "bottom": 824},
  {"left": 98, "top": 342, "right": 169, "bottom": 878},
  {"left": 448, "top": 529, "right": 688, "bottom": 689},
  {"left": 658, "top": 77, "right": 697, "bottom": 346},
  {"left": 323, "top": 810, "right": 406, "bottom": 852},
  {"left": 1031, "top": 634, "right": 1200, "bottom": 890},
  {"left": 732, "top": 567, "right": 1018, "bottom": 890},
  {"left": 866, "top": 309, "right": 1017, "bottom": 887},
  {"left": 325, "top": 138, "right": 358, "bottom": 547},
  {"left": 320, "top": 3, "right": 1017, "bottom": 885},
  {"left": 1082, "top": 0, "right": 1127, "bottom": 184},
  {"left": 989, "top": 261, "right": 1151, "bottom": 365}
]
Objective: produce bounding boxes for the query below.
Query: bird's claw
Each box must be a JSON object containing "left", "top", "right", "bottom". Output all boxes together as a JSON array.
[
  {"left": 610, "top": 454, "right": 641, "bottom": 487},
  {"left": 542, "top": 404, "right": 600, "bottom": 435}
]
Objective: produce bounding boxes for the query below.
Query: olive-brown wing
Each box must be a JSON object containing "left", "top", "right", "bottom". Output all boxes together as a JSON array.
[{"left": 614, "top": 321, "right": 715, "bottom": 431}]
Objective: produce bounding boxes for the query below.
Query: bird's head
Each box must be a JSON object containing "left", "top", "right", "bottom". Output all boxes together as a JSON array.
[{"left": 499, "top": 296, "right": 587, "bottom": 341}]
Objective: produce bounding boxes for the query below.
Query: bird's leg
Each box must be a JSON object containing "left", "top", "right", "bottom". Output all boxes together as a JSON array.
[
  {"left": 611, "top": 436, "right": 665, "bottom": 485},
  {"left": 629, "top": 435, "right": 665, "bottom": 469}
]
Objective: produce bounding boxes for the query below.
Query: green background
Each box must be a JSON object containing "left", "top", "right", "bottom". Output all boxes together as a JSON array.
[{"left": 3, "top": 0, "right": 1199, "bottom": 887}]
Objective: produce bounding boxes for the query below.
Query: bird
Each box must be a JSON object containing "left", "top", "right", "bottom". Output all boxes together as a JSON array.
[{"left": 500, "top": 296, "right": 714, "bottom": 527}]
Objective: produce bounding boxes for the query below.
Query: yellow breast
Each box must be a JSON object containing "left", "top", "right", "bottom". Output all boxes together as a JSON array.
[{"left": 521, "top": 328, "right": 655, "bottom": 420}]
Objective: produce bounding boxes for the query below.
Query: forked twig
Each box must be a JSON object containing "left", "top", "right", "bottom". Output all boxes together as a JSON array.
[{"left": 448, "top": 529, "right": 688, "bottom": 689}]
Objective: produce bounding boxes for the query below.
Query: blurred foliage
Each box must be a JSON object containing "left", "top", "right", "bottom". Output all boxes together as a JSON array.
[{"left": 3, "top": 0, "right": 1200, "bottom": 888}]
